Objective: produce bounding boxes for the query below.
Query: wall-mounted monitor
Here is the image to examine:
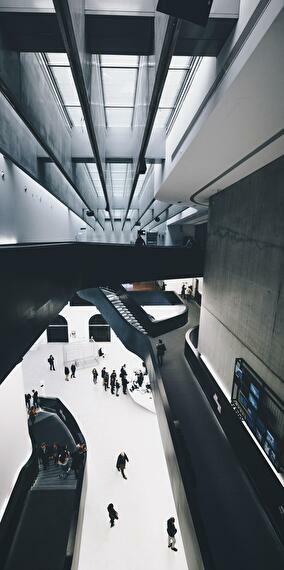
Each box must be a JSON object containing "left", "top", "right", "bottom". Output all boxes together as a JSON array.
[
  {"left": 250, "top": 383, "right": 260, "bottom": 400},
  {"left": 232, "top": 358, "right": 284, "bottom": 472}
]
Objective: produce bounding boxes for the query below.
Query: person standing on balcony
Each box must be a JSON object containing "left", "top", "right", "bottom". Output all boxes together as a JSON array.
[{"left": 156, "top": 339, "right": 166, "bottom": 366}]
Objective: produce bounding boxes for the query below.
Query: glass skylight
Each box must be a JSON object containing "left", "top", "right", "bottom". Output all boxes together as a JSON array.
[
  {"left": 46, "top": 53, "right": 84, "bottom": 126},
  {"left": 153, "top": 55, "right": 193, "bottom": 131},
  {"left": 87, "top": 163, "right": 105, "bottom": 197},
  {"left": 106, "top": 163, "right": 133, "bottom": 197},
  {"left": 100, "top": 55, "right": 139, "bottom": 128}
]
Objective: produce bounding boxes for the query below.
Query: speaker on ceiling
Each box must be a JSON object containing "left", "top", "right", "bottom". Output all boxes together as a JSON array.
[{"left": 156, "top": 0, "right": 213, "bottom": 27}]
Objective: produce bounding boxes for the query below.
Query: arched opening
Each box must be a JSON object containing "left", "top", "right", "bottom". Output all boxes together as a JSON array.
[
  {"left": 89, "top": 314, "right": 111, "bottom": 342},
  {"left": 47, "top": 314, "right": 69, "bottom": 343}
]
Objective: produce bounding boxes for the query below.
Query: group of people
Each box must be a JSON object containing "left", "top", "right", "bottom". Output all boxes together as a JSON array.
[
  {"left": 25, "top": 389, "right": 42, "bottom": 424},
  {"left": 38, "top": 441, "right": 87, "bottom": 479},
  {"left": 98, "top": 364, "right": 129, "bottom": 395},
  {"left": 180, "top": 283, "right": 192, "bottom": 301},
  {"left": 64, "top": 363, "right": 77, "bottom": 381}
]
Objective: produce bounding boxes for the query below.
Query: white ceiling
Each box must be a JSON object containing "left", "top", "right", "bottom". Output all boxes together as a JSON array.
[{"left": 157, "top": 8, "right": 284, "bottom": 206}]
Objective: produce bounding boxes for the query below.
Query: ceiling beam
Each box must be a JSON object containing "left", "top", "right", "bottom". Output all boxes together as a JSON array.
[
  {"left": 53, "top": 0, "right": 114, "bottom": 229},
  {"left": 122, "top": 15, "right": 181, "bottom": 229}
]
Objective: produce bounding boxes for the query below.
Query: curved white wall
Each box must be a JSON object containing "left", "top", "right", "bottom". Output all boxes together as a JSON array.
[{"left": 0, "top": 363, "right": 32, "bottom": 521}]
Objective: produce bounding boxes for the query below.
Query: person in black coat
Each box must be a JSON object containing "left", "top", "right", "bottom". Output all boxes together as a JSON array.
[
  {"left": 92, "top": 368, "right": 98, "bottom": 384},
  {"left": 25, "top": 393, "right": 31, "bottom": 410},
  {"left": 107, "top": 503, "right": 119, "bottom": 527},
  {"left": 71, "top": 363, "right": 76, "bottom": 378},
  {"left": 103, "top": 371, "right": 109, "bottom": 391},
  {"left": 156, "top": 339, "right": 166, "bottom": 366},
  {"left": 38, "top": 443, "right": 49, "bottom": 469},
  {"left": 65, "top": 366, "right": 70, "bottom": 381},
  {"left": 32, "top": 389, "right": 39, "bottom": 408},
  {"left": 121, "top": 376, "right": 129, "bottom": 395},
  {"left": 48, "top": 354, "right": 55, "bottom": 371},
  {"left": 115, "top": 379, "right": 120, "bottom": 397},
  {"left": 116, "top": 452, "right": 129, "bottom": 479},
  {"left": 110, "top": 371, "right": 116, "bottom": 395},
  {"left": 167, "top": 517, "right": 178, "bottom": 551}
]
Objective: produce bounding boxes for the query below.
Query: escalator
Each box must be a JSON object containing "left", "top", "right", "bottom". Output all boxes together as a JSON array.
[{"left": 0, "top": 399, "right": 86, "bottom": 570}]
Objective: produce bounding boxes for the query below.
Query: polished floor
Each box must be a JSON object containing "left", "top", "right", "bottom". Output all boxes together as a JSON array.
[{"left": 22, "top": 331, "right": 188, "bottom": 570}]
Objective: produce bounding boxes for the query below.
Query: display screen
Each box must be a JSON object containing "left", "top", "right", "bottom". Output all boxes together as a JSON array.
[
  {"left": 248, "top": 393, "right": 258, "bottom": 410},
  {"left": 238, "top": 392, "right": 248, "bottom": 411},
  {"left": 250, "top": 383, "right": 260, "bottom": 399},
  {"left": 232, "top": 358, "right": 284, "bottom": 472},
  {"left": 235, "top": 361, "right": 243, "bottom": 380},
  {"left": 263, "top": 440, "right": 271, "bottom": 456},
  {"left": 266, "top": 430, "right": 277, "bottom": 451}
]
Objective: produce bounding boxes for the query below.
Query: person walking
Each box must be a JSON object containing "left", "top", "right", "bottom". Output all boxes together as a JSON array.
[
  {"left": 167, "top": 517, "right": 178, "bottom": 551},
  {"left": 71, "top": 363, "right": 76, "bottom": 378},
  {"left": 48, "top": 354, "right": 55, "bottom": 371},
  {"left": 116, "top": 452, "right": 129, "bottom": 480},
  {"left": 32, "top": 389, "right": 39, "bottom": 408},
  {"left": 156, "top": 339, "right": 166, "bottom": 366},
  {"left": 181, "top": 284, "right": 186, "bottom": 299},
  {"left": 103, "top": 371, "right": 109, "bottom": 391},
  {"left": 92, "top": 367, "right": 98, "bottom": 384},
  {"left": 107, "top": 503, "right": 119, "bottom": 527},
  {"left": 64, "top": 366, "right": 70, "bottom": 381},
  {"left": 25, "top": 393, "right": 31, "bottom": 410},
  {"left": 121, "top": 375, "right": 129, "bottom": 395},
  {"left": 101, "top": 367, "right": 106, "bottom": 385},
  {"left": 110, "top": 370, "right": 116, "bottom": 395}
]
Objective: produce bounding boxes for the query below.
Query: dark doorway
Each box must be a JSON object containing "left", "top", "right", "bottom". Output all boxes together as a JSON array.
[
  {"left": 89, "top": 314, "right": 111, "bottom": 342},
  {"left": 47, "top": 315, "right": 69, "bottom": 343}
]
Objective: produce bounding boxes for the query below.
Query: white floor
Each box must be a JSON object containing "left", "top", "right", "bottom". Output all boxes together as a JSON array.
[{"left": 22, "top": 332, "right": 188, "bottom": 570}]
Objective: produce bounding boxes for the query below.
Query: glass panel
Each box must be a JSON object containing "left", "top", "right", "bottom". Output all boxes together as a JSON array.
[
  {"left": 159, "top": 69, "right": 186, "bottom": 108},
  {"left": 51, "top": 66, "right": 80, "bottom": 105},
  {"left": 105, "top": 107, "right": 133, "bottom": 127},
  {"left": 100, "top": 55, "right": 139, "bottom": 68},
  {"left": 87, "top": 164, "right": 104, "bottom": 196},
  {"left": 102, "top": 68, "right": 137, "bottom": 107},
  {"left": 46, "top": 53, "right": 69, "bottom": 65},
  {"left": 170, "top": 56, "right": 191, "bottom": 69},
  {"left": 66, "top": 106, "right": 85, "bottom": 126}
]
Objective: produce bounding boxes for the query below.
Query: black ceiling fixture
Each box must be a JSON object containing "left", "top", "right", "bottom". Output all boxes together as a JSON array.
[{"left": 157, "top": 0, "right": 213, "bottom": 27}]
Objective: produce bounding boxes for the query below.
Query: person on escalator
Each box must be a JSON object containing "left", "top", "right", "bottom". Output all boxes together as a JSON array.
[
  {"left": 38, "top": 443, "right": 49, "bottom": 469},
  {"left": 156, "top": 339, "right": 166, "bottom": 366}
]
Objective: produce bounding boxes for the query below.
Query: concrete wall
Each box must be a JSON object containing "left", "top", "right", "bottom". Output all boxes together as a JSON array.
[
  {"left": 0, "top": 153, "right": 96, "bottom": 243},
  {"left": 0, "top": 363, "right": 32, "bottom": 521},
  {"left": 198, "top": 156, "right": 284, "bottom": 401}
]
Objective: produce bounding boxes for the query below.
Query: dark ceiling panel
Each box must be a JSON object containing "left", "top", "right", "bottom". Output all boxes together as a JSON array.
[
  {"left": 0, "top": 12, "right": 236, "bottom": 57},
  {"left": 85, "top": 14, "right": 154, "bottom": 55},
  {"left": 0, "top": 13, "right": 65, "bottom": 52}
]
